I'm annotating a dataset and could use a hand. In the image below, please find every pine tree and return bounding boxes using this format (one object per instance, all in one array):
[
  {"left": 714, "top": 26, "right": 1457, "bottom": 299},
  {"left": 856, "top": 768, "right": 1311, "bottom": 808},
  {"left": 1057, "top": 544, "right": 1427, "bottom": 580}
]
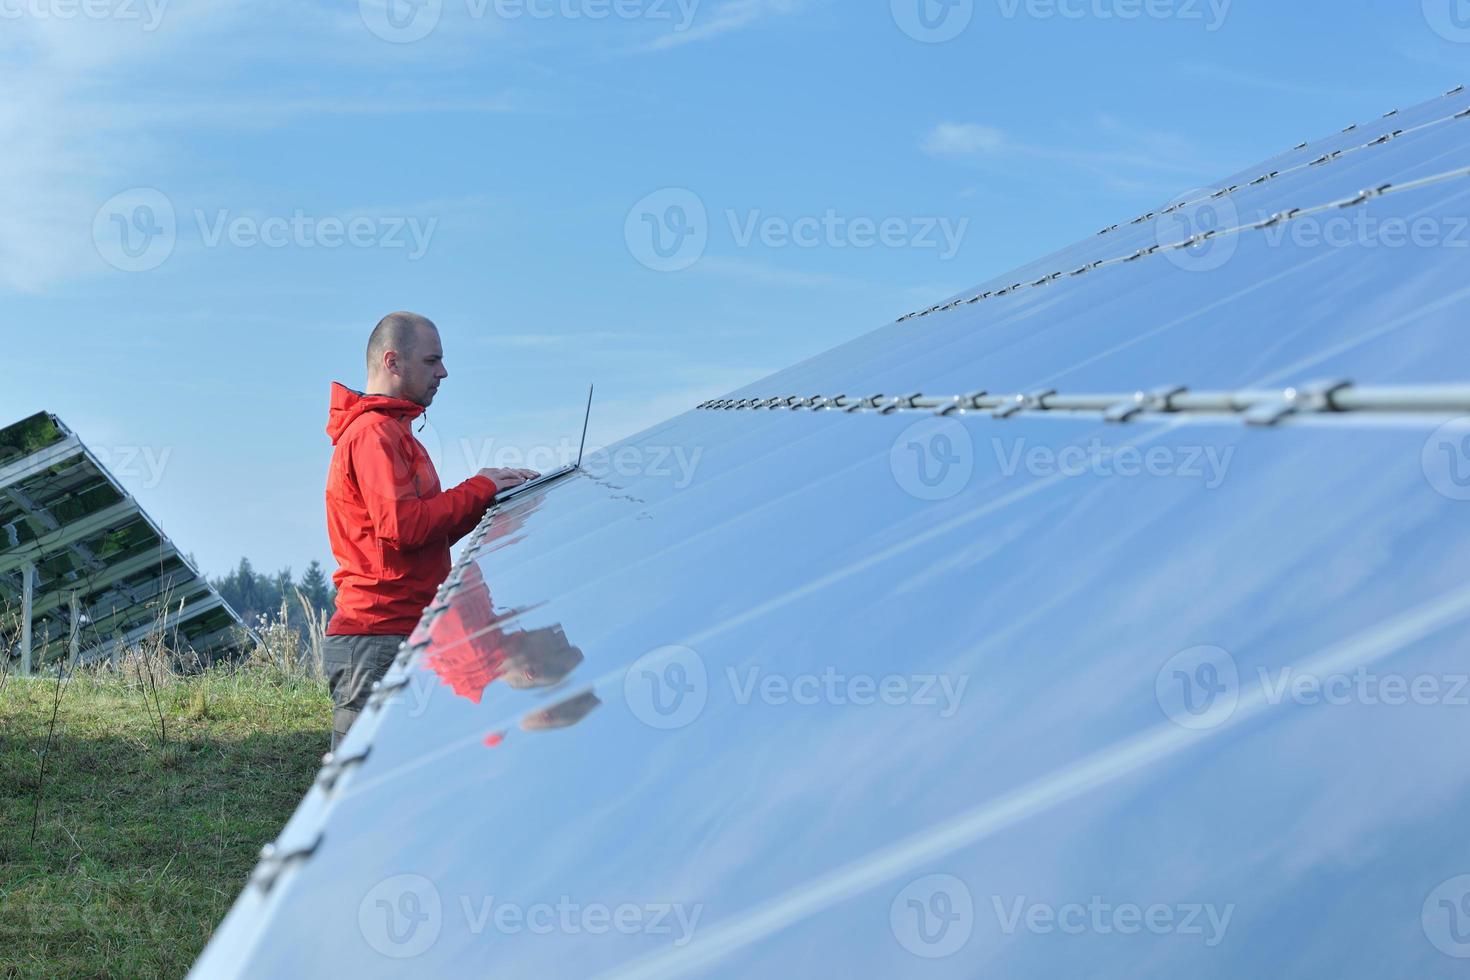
[{"left": 300, "top": 560, "right": 332, "bottom": 614}]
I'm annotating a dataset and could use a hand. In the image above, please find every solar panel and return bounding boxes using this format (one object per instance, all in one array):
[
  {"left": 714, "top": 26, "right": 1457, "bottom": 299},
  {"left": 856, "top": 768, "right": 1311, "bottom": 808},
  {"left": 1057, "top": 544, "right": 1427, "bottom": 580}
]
[
  {"left": 0, "top": 412, "right": 249, "bottom": 671},
  {"left": 193, "top": 87, "right": 1470, "bottom": 977}
]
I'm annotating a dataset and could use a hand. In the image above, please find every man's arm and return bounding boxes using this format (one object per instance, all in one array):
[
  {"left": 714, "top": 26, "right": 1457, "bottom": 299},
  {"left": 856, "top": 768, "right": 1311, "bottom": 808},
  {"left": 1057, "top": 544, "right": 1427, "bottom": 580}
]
[{"left": 355, "top": 424, "right": 498, "bottom": 550}]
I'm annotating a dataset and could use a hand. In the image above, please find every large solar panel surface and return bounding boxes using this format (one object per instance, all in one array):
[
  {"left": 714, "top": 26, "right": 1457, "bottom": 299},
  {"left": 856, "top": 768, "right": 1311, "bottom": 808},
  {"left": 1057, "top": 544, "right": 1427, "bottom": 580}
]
[
  {"left": 0, "top": 412, "right": 247, "bottom": 668},
  {"left": 194, "top": 87, "right": 1470, "bottom": 978}
]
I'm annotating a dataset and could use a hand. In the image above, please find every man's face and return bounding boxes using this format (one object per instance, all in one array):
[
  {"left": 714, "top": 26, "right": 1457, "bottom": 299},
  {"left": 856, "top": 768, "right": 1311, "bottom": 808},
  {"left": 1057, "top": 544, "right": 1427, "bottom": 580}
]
[{"left": 395, "top": 326, "right": 449, "bottom": 407}]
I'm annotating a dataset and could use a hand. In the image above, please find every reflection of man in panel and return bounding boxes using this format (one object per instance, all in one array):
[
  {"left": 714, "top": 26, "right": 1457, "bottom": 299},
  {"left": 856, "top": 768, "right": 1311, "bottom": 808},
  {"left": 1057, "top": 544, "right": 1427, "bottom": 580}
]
[
  {"left": 420, "top": 561, "right": 585, "bottom": 704},
  {"left": 322, "top": 312, "right": 538, "bottom": 748}
]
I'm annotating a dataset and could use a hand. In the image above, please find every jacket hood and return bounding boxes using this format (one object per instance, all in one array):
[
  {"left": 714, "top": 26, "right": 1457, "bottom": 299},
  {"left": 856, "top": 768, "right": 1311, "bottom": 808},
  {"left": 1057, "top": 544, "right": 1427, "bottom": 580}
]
[{"left": 326, "top": 382, "right": 425, "bottom": 444}]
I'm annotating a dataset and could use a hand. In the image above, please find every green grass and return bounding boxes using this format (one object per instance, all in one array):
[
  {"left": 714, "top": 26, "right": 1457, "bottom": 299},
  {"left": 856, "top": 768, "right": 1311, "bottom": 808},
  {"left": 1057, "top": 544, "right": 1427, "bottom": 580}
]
[{"left": 0, "top": 656, "right": 330, "bottom": 979}]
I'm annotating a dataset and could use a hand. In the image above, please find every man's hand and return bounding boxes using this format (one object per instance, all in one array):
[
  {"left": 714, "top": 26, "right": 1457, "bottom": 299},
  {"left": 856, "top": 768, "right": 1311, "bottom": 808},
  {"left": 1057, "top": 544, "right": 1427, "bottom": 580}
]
[{"left": 480, "top": 468, "right": 541, "bottom": 492}]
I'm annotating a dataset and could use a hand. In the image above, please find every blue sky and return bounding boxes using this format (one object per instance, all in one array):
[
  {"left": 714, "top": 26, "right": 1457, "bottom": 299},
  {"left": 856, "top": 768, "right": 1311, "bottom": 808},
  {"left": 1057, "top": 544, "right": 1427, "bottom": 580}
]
[{"left": 2, "top": 0, "right": 1464, "bottom": 579}]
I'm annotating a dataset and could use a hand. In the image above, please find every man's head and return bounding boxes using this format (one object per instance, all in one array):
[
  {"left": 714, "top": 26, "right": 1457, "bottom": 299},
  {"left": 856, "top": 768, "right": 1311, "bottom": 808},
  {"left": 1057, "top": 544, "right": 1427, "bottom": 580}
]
[{"left": 366, "top": 311, "right": 447, "bottom": 407}]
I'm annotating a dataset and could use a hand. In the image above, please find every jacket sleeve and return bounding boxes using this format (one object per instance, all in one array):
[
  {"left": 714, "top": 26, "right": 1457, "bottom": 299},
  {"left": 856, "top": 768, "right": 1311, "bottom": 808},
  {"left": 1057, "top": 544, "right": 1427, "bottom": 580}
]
[{"left": 354, "top": 424, "right": 498, "bottom": 550}]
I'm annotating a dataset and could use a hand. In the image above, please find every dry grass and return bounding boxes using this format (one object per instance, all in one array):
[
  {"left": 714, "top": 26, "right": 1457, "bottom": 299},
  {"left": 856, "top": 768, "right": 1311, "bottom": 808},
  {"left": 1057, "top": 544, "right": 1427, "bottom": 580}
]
[{"left": 0, "top": 602, "right": 331, "bottom": 979}]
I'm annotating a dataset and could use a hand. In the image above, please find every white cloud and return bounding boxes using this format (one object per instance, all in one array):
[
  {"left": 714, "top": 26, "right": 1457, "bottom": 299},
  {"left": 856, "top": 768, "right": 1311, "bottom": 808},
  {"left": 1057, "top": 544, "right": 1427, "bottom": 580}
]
[
  {"left": 921, "top": 122, "right": 1007, "bottom": 157},
  {"left": 920, "top": 117, "right": 1221, "bottom": 194},
  {"left": 636, "top": 0, "right": 805, "bottom": 52}
]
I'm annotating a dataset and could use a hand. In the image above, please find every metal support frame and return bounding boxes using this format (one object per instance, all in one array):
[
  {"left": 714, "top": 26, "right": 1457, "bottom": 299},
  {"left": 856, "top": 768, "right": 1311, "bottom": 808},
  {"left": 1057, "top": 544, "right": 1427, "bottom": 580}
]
[
  {"left": 20, "top": 560, "right": 33, "bottom": 676},
  {"left": 68, "top": 591, "right": 80, "bottom": 668}
]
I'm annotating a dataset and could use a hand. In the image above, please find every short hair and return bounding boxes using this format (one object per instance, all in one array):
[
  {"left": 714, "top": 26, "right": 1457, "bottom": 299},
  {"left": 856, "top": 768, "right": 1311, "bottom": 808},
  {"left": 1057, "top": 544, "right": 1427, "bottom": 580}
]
[{"left": 367, "top": 311, "right": 437, "bottom": 370}]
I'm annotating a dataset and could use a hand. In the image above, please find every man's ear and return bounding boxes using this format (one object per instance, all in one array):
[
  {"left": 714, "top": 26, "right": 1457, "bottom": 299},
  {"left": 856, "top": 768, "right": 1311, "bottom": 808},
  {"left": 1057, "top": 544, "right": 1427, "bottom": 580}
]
[{"left": 382, "top": 350, "right": 399, "bottom": 375}]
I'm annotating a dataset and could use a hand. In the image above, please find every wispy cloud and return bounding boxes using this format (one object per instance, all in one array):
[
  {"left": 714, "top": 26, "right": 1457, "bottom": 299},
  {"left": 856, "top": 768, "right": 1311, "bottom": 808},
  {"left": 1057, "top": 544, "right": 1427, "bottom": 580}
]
[
  {"left": 920, "top": 117, "right": 1222, "bottom": 193},
  {"left": 1175, "top": 62, "right": 1386, "bottom": 102},
  {"left": 696, "top": 255, "right": 879, "bottom": 291},
  {"left": 636, "top": 0, "right": 805, "bottom": 52},
  {"left": 921, "top": 123, "right": 1007, "bottom": 157}
]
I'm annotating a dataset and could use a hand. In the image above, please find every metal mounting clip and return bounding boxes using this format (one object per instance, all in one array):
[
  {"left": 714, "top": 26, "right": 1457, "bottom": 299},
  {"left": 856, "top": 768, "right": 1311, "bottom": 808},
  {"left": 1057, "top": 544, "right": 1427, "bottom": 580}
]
[
  {"left": 1244, "top": 379, "right": 1353, "bottom": 427},
  {"left": 936, "top": 391, "right": 989, "bottom": 417},
  {"left": 367, "top": 675, "right": 412, "bottom": 710},
  {"left": 1340, "top": 184, "right": 1393, "bottom": 207},
  {"left": 316, "top": 746, "right": 373, "bottom": 792},
  {"left": 993, "top": 389, "right": 1056, "bottom": 420},
  {"left": 880, "top": 393, "right": 923, "bottom": 415},
  {"left": 1104, "top": 385, "right": 1188, "bottom": 424},
  {"left": 251, "top": 833, "right": 325, "bottom": 893}
]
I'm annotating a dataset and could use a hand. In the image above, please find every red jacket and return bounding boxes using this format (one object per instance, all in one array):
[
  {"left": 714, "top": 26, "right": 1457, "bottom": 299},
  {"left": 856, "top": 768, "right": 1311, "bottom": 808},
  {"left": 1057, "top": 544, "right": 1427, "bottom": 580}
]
[{"left": 324, "top": 382, "right": 498, "bottom": 636}]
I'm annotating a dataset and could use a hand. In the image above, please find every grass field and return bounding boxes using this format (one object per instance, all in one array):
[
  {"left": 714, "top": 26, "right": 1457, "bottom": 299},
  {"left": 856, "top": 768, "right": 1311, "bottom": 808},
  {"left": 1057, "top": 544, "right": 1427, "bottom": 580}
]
[{"left": 0, "top": 650, "right": 329, "bottom": 979}]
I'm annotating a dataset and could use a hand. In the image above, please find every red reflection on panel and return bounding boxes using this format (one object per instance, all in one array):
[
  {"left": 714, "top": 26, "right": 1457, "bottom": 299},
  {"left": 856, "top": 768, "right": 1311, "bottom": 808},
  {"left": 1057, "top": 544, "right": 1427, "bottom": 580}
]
[{"left": 423, "top": 562, "right": 584, "bottom": 704}]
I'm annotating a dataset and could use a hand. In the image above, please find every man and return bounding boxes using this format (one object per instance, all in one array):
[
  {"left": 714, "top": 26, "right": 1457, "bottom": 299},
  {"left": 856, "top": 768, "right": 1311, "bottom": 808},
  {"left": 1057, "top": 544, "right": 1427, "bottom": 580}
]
[{"left": 323, "top": 311, "right": 538, "bottom": 748}]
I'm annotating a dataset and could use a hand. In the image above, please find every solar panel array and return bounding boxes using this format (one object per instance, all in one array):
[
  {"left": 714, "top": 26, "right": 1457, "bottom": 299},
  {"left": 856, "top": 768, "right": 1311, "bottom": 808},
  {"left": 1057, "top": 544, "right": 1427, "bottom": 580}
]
[
  {"left": 1, "top": 412, "right": 248, "bottom": 671},
  {"left": 195, "top": 87, "right": 1470, "bottom": 978}
]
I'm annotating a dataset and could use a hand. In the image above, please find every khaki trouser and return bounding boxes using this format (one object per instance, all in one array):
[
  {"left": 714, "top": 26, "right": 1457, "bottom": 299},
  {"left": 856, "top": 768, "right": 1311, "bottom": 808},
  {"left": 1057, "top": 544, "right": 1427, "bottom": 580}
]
[{"left": 323, "top": 633, "right": 408, "bottom": 750}]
